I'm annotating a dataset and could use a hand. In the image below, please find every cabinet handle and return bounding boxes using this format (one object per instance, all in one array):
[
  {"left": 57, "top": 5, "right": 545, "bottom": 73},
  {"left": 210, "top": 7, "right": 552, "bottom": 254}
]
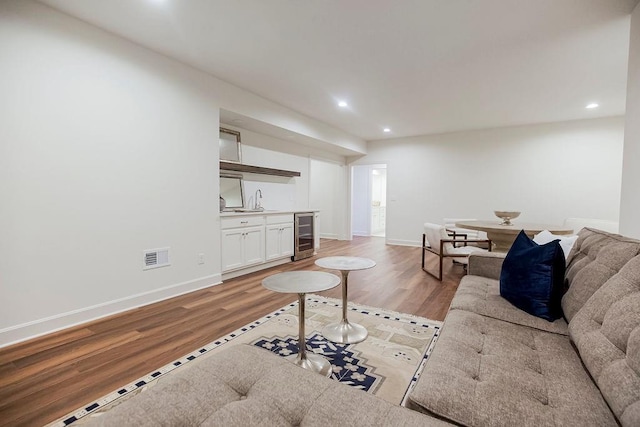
[{"left": 241, "top": 221, "right": 248, "bottom": 224}]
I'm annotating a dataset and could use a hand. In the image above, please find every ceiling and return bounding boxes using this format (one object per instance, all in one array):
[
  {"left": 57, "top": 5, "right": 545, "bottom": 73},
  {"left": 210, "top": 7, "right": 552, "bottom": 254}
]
[{"left": 40, "top": 0, "right": 638, "bottom": 141}]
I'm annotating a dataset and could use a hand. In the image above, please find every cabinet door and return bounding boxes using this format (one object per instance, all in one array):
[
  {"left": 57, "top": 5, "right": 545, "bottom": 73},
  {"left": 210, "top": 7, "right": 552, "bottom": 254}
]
[
  {"left": 280, "top": 223, "right": 294, "bottom": 257},
  {"left": 221, "top": 229, "right": 244, "bottom": 272},
  {"left": 265, "top": 225, "right": 282, "bottom": 261},
  {"left": 243, "top": 226, "right": 265, "bottom": 267}
]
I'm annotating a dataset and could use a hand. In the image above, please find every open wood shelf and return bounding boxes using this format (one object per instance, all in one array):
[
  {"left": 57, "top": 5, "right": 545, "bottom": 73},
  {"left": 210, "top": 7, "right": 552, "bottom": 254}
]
[{"left": 220, "top": 161, "right": 301, "bottom": 177}]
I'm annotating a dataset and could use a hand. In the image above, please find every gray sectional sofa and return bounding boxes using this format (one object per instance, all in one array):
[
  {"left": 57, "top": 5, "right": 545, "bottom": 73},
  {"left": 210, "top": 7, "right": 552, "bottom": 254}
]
[
  {"left": 408, "top": 227, "right": 640, "bottom": 426},
  {"left": 82, "top": 228, "right": 640, "bottom": 426}
]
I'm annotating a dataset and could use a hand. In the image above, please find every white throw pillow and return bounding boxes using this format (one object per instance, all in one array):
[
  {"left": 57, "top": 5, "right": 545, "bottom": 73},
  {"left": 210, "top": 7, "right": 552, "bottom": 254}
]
[{"left": 533, "top": 230, "right": 578, "bottom": 260}]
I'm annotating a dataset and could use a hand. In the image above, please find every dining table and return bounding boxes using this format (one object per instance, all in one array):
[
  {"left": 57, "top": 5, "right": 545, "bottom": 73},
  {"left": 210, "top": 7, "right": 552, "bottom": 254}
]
[{"left": 455, "top": 220, "right": 574, "bottom": 252}]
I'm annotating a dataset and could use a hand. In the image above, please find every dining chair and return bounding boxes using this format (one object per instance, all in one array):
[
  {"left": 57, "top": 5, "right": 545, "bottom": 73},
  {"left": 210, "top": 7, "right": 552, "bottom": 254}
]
[
  {"left": 443, "top": 217, "right": 490, "bottom": 249},
  {"left": 422, "top": 222, "right": 492, "bottom": 281}
]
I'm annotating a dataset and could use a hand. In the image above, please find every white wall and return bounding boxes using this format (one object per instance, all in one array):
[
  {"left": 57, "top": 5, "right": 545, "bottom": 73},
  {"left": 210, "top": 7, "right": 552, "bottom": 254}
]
[
  {"left": 353, "top": 117, "right": 625, "bottom": 246},
  {"left": 620, "top": 2, "right": 640, "bottom": 238},
  {"left": 0, "top": 0, "right": 221, "bottom": 346},
  {"left": 310, "top": 159, "right": 348, "bottom": 240},
  {"left": 0, "top": 0, "right": 360, "bottom": 346},
  {"left": 351, "top": 165, "right": 371, "bottom": 236},
  {"left": 237, "top": 135, "right": 310, "bottom": 212}
]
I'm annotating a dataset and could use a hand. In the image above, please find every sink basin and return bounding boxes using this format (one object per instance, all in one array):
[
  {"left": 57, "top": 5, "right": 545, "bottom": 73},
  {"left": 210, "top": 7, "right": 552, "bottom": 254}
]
[{"left": 233, "top": 208, "right": 265, "bottom": 212}]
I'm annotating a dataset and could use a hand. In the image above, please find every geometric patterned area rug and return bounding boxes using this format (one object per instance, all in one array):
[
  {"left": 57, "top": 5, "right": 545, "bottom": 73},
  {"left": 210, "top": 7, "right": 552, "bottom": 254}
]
[{"left": 49, "top": 295, "right": 441, "bottom": 426}]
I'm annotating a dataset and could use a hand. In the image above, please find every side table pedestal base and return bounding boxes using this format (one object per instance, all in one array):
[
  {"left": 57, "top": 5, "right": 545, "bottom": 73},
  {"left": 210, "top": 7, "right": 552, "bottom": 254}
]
[
  {"left": 294, "top": 352, "right": 333, "bottom": 377},
  {"left": 322, "top": 320, "right": 368, "bottom": 344}
]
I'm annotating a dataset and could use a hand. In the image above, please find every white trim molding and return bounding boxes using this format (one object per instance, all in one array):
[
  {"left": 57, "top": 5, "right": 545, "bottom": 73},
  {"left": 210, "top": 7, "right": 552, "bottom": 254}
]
[
  {"left": 386, "top": 238, "right": 421, "bottom": 247},
  {"left": 0, "top": 274, "right": 222, "bottom": 348}
]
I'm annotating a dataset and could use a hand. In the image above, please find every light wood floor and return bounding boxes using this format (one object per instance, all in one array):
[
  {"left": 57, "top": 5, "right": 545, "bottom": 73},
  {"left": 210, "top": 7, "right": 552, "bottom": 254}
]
[{"left": 0, "top": 237, "right": 464, "bottom": 427}]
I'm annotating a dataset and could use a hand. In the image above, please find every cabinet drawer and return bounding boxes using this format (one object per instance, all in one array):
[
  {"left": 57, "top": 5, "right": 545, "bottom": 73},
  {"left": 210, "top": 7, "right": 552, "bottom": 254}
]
[
  {"left": 266, "top": 214, "right": 294, "bottom": 225},
  {"left": 221, "top": 216, "right": 265, "bottom": 229}
]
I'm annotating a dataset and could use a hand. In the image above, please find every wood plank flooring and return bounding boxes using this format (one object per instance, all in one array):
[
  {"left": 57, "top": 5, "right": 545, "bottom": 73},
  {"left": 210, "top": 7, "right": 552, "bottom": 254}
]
[{"left": 0, "top": 236, "right": 464, "bottom": 427}]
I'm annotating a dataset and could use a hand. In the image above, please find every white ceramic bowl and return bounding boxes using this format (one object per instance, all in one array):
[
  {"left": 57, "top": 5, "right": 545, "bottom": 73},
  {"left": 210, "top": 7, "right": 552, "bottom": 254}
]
[{"left": 494, "top": 210, "right": 521, "bottom": 225}]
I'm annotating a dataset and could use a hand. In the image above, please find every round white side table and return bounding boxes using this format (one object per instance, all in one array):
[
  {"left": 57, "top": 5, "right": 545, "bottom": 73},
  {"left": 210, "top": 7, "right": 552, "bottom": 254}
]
[
  {"left": 262, "top": 270, "right": 340, "bottom": 377},
  {"left": 315, "top": 256, "right": 376, "bottom": 344}
]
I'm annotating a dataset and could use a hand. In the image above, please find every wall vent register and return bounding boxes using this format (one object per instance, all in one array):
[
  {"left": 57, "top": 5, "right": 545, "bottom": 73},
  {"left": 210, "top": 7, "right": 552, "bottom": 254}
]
[{"left": 143, "top": 247, "right": 170, "bottom": 270}]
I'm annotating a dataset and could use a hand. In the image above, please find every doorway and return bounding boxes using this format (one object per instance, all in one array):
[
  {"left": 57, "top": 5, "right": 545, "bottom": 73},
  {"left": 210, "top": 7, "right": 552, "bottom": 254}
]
[{"left": 351, "top": 164, "right": 387, "bottom": 238}]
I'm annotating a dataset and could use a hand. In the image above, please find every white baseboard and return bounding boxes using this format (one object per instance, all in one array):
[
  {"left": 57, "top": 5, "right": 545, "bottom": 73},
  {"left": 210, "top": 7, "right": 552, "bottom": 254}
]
[
  {"left": 221, "top": 257, "right": 291, "bottom": 280},
  {"left": 0, "top": 273, "right": 222, "bottom": 349},
  {"left": 386, "top": 238, "right": 422, "bottom": 247},
  {"left": 320, "top": 233, "right": 339, "bottom": 239}
]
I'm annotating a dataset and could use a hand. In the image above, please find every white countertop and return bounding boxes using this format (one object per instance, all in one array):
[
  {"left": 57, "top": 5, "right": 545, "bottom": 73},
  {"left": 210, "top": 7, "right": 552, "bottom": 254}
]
[{"left": 220, "top": 209, "right": 319, "bottom": 217}]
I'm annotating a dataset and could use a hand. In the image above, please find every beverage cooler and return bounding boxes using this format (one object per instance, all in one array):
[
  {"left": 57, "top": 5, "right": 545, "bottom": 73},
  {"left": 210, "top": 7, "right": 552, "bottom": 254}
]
[{"left": 293, "top": 212, "right": 315, "bottom": 260}]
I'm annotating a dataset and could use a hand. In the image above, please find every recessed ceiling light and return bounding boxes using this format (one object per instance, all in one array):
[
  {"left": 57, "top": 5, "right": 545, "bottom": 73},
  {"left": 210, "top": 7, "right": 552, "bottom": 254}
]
[
  {"left": 586, "top": 103, "right": 599, "bottom": 109},
  {"left": 338, "top": 101, "right": 348, "bottom": 108},
  {"left": 383, "top": 127, "right": 391, "bottom": 133}
]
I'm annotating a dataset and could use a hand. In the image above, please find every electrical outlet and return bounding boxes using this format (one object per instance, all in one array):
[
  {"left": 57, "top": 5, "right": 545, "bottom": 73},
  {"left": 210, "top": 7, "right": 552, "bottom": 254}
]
[{"left": 198, "top": 253, "right": 205, "bottom": 264}]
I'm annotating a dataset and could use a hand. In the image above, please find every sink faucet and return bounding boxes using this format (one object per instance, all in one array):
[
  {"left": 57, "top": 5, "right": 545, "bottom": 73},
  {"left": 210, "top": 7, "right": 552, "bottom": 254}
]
[{"left": 254, "top": 189, "right": 262, "bottom": 210}]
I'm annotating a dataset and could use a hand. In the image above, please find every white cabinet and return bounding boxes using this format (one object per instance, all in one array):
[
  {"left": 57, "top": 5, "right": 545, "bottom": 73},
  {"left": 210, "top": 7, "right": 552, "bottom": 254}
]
[
  {"left": 221, "top": 228, "right": 243, "bottom": 271},
  {"left": 281, "top": 224, "right": 294, "bottom": 256},
  {"left": 266, "top": 223, "right": 294, "bottom": 261},
  {"left": 242, "top": 226, "right": 266, "bottom": 266},
  {"left": 265, "top": 214, "right": 294, "bottom": 261},
  {"left": 221, "top": 216, "right": 265, "bottom": 273},
  {"left": 220, "top": 212, "right": 317, "bottom": 278}
]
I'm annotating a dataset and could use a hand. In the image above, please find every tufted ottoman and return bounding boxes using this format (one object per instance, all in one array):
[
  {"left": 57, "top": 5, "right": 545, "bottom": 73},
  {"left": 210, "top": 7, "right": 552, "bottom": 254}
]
[{"left": 80, "top": 344, "right": 452, "bottom": 426}]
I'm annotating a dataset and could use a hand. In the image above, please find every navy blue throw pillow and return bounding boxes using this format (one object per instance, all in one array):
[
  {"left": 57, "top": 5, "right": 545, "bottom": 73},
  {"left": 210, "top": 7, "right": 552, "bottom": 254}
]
[{"left": 500, "top": 230, "right": 566, "bottom": 321}]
